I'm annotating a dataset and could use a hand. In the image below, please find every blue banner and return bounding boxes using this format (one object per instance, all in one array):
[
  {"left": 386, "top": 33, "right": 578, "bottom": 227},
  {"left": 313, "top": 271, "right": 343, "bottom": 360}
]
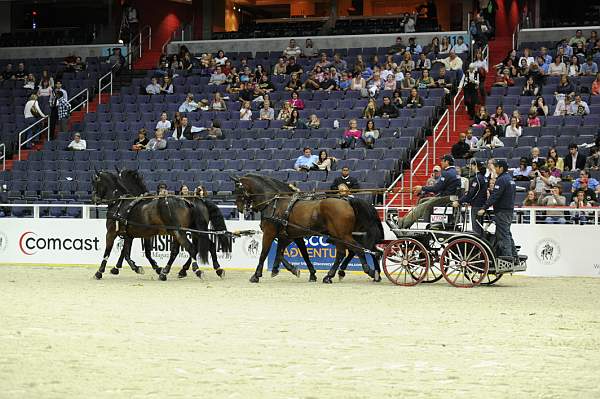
[{"left": 267, "top": 236, "right": 375, "bottom": 271}]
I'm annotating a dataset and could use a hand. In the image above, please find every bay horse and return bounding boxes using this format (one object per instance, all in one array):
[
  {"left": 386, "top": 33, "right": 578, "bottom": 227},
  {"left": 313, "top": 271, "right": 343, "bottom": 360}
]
[
  {"left": 232, "top": 174, "right": 383, "bottom": 283},
  {"left": 92, "top": 170, "right": 210, "bottom": 281},
  {"left": 117, "top": 169, "right": 232, "bottom": 278}
]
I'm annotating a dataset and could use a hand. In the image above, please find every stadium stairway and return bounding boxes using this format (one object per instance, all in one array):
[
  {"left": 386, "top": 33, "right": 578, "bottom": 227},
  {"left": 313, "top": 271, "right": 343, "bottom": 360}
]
[
  {"left": 485, "top": 37, "right": 514, "bottom": 93},
  {"left": 134, "top": 50, "right": 162, "bottom": 70},
  {"left": 386, "top": 104, "right": 472, "bottom": 212}
]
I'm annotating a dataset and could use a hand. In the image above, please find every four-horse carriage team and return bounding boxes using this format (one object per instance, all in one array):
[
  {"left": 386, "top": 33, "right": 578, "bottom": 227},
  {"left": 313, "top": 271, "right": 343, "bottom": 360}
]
[{"left": 91, "top": 154, "right": 527, "bottom": 287}]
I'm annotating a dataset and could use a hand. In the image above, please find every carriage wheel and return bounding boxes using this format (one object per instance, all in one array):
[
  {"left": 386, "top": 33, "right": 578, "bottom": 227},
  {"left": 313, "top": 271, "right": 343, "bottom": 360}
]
[
  {"left": 383, "top": 238, "right": 430, "bottom": 286},
  {"left": 440, "top": 238, "right": 490, "bottom": 288},
  {"left": 480, "top": 273, "right": 503, "bottom": 285},
  {"left": 420, "top": 261, "right": 444, "bottom": 283}
]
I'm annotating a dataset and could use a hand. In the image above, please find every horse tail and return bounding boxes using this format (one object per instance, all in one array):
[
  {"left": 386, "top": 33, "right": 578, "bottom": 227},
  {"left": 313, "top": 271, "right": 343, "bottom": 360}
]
[
  {"left": 347, "top": 197, "right": 384, "bottom": 252},
  {"left": 191, "top": 202, "right": 210, "bottom": 264},
  {"left": 204, "top": 199, "right": 233, "bottom": 255}
]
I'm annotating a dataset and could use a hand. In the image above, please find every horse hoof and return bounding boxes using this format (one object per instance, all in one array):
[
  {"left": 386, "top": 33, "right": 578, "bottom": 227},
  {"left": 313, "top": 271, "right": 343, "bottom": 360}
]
[
  {"left": 338, "top": 270, "right": 346, "bottom": 281},
  {"left": 178, "top": 270, "right": 187, "bottom": 279},
  {"left": 309, "top": 273, "right": 317, "bottom": 282},
  {"left": 195, "top": 270, "right": 203, "bottom": 279},
  {"left": 158, "top": 274, "right": 167, "bottom": 281},
  {"left": 136, "top": 266, "right": 145, "bottom": 275},
  {"left": 323, "top": 276, "right": 333, "bottom": 284},
  {"left": 155, "top": 267, "right": 163, "bottom": 275},
  {"left": 94, "top": 272, "right": 103, "bottom": 280},
  {"left": 110, "top": 268, "right": 119, "bottom": 275},
  {"left": 216, "top": 269, "right": 225, "bottom": 279},
  {"left": 373, "top": 270, "right": 381, "bottom": 283},
  {"left": 293, "top": 268, "right": 301, "bottom": 278},
  {"left": 271, "top": 268, "right": 279, "bottom": 278},
  {"left": 249, "top": 275, "right": 260, "bottom": 283}
]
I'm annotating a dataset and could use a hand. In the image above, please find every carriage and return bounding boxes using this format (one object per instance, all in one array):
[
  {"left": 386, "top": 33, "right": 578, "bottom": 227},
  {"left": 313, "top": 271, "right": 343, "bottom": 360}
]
[{"left": 381, "top": 204, "right": 528, "bottom": 288}]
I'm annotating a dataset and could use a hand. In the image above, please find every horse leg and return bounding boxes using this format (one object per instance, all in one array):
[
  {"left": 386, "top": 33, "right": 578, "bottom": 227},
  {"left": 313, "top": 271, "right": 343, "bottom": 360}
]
[
  {"left": 295, "top": 239, "right": 316, "bottom": 282},
  {"left": 250, "top": 229, "right": 276, "bottom": 283},
  {"left": 161, "top": 239, "right": 182, "bottom": 278},
  {"left": 323, "top": 244, "right": 346, "bottom": 284},
  {"left": 167, "top": 231, "right": 201, "bottom": 281},
  {"left": 110, "top": 237, "right": 128, "bottom": 275},
  {"left": 357, "top": 250, "right": 380, "bottom": 282},
  {"left": 337, "top": 251, "right": 355, "bottom": 281},
  {"left": 143, "top": 238, "right": 162, "bottom": 275},
  {"left": 122, "top": 237, "right": 144, "bottom": 275},
  {"left": 95, "top": 229, "right": 117, "bottom": 280},
  {"left": 209, "top": 240, "right": 225, "bottom": 279}
]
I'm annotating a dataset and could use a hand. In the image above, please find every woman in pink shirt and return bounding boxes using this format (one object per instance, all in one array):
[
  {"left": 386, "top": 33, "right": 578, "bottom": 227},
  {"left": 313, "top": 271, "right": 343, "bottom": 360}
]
[
  {"left": 341, "top": 119, "right": 362, "bottom": 149},
  {"left": 288, "top": 91, "right": 305, "bottom": 110},
  {"left": 526, "top": 109, "right": 541, "bottom": 127}
]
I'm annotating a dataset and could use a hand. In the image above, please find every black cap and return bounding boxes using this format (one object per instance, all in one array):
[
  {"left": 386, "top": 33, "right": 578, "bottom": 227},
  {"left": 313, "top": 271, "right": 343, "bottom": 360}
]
[
  {"left": 441, "top": 154, "right": 454, "bottom": 164},
  {"left": 469, "top": 158, "right": 485, "bottom": 169},
  {"left": 493, "top": 159, "right": 508, "bottom": 169}
]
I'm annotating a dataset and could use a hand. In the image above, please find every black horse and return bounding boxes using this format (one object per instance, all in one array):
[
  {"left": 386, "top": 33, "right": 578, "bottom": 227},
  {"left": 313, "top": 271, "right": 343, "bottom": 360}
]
[
  {"left": 232, "top": 174, "right": 383, "bottom": 284},
  {"left": 117, "top": 169, "right": 232, "bottom": 278},
  {"left": 92, "top": 170, "right": 210, "bottom": 281}
]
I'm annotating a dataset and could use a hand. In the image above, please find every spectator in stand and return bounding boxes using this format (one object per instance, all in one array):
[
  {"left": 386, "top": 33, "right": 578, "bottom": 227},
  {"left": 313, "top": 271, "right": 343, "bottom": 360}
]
[
  {"left": 350, "top": 72, "right": 366, "bottom": 91},
  {"left": 303, "top": 38, "right": 319, "bottom": 58},
  {"left": 491, "top": 106, "right": 510, "bottom": 135},
  {"left": 568, "top": 94, "right": 590, "bottom": 116},
  {"left": 147, "top": 129, "right": 167, "bottom": 150},
  {"left": 307, "top": 114, "right": 320, "bottom": 129},
  {"left": 37, "top": 78, "right": 53, "bottom": 99},
  {"left": 383, "top": 74, "right": 397, "bottom": 91},
  {"left": 157, "top": 183, "right": 169, "bottom": 195},
  {"left": 171, "top": 111, "right": 183, "bottom": 133},
  {"left": 108, "top": 48, "right": 126, "bottom": 72},
  {"left": 22, "top": 73, "right": 36, "bottom": 90},
  {"left": 540, "top": 185, "right": 567, "bottom": 224},
  {"left": 570, "top": 190, "right": 594, "bottom": 224},
  {"left": 521, "top": 76, "right": 539, "bottom": 96},
  {"left": 23, "top": 93, "right": 45, "bottom": 146},
  {"left": 67, "top": 133, "right": 86, "bottom": 151},
  {"left": 512, "top": 158, "right": 532, "bottom": 181},
  {"left": 465, "top": 128, "right": 478, "bottom": 150},
  {"left": 172, "top": 116, "right": 192, "bottom": 140},
  {"left": 416, "top": 53, "right": 431, "bottom": 71},
  {"left": 214, "top": 50, "right": 228, "bottom": 66},
  {"left": 146, "top": 77, "right": 161, "bottom": 95},
  {"left": 572, "top": 169, "right": 599, "bottom": 191},
  {"left": 367, "top": 72, "right": 383, "bottom": 96},
  {"left": 400, "top": 13, "right": 416, "bottom": 33},
  {"left": 315, "top": 150, "right": 337, "bottom": 172},
  {"left": 284, "top": 39, "right": 302, "bottom": 58},
  {"left": 401, "top": 71, "right": 416, "bottom": 89},
  {"left": 586, "top": 147, "right": 600, "bottom": 170},
  {"left": 303, "top": 72, "right": 321, "bottom": 91},
  {"left": 463, "top": 64, "right": 480, "bottom": 118},
  {"left": 341, "top": 119, "right": 362, "bottom": 149},
  {"left": 494, "top": 68, "right": 514, "bottom": 87},
  {"left": 273, "top": 57, "right": 288, "bottom": 75},
  {"left": 319, "top": 71, "right": 337, "bottom": 91},
  {"left": 259, "top": 101, "right": 274, "bottom": 120},
  {"left": 437, "top": 50, "right": 463, "bottom": 77},
  {"left": 339, "top": 72, "right": 352, "bottom": 91},
  {"left": 388, "top": 36, "right": 405, "bottom": 55},
  {"left": 548, "top": 55, "right": 567, "bottom": 76},
  {"left": 476, "top": 127, "right": 504, "bottom": 149},
  {"left": 203, "top": 120, "right": 223, "bottom": 140},
  {"left": 527, "top": 147, "right": 544, "bottom": 166},
  {"left": 277, "top": 102, "right": 292, "bottom": 121},
  {"left": 211, "top": 92, "right": 227, "bottom": 111},
  {"left": 256, "top": 74, "right": 275, "bottom": 95},
  {"left": 591, "top": 73, "right": 600, "bottom": 96},
  {"left": 533, "top": 97, "right": 549, "bottom": 117},
  {"left": 399, "top": 52, "right": 415, "bottom": 73},
  {"left": 553, "top": 93, "right": 569, "bottom": 115},
  {"left": 132, "top": 128, "right": 149, "bottom": 151},
  {"left": 331, "top": 53, "right": 347, "bottom": 72},
  {"left": 237, "top": 82, "right": 255, "bottom": 103},
  {"left": 178, "top": 93, "right": 198, "bottom": 113},
  {"left": 569, "top": 30, "right": 586, "bottom": 47},
  {"left": 392, "top": 89, "right": 405, "bottom": 111},
  {"left": 473, "top": 107, "right": 490, "bottom": 127},
  {"left": 156, "top": 112, "right": 172, "bottom": 131},
  {"left": 555, "top": 74, "right": 575, "bottom": 96},
  {"left": 209, "top": 66, "right": 227, "bottom": 86},
  {"left": 55, "top": 91, "right": 71, "bottom": 133},
  {"left": 239, "top": 101, "right": 252, "bottom": 121},
  {"left": 285, "top": 72, "right": 302, "bottom": 92},
  {"left": 362, "top": 98, "right": 377, "bottom": 119},
  {"left": 406, "top": 37, "right": 422, "bottom": 54},
  {"left": 530, "top": 166, "right": 559, "bottom": 196},
  {"left": 283, "top": 109, "right": 303, "bottom": 130},
  {"left": 417, "top": 69, "right": 436, "bottom": 89},
  {"left": 14, "top": 62, "right": 27, "bottom": 80},
  {"left": 522, "top": 190, "right": 538, "bottom": 206},
  {"left": 1, "top": 63, "right": 14, "bottom": 80},
  {"left": 452, "top": 36, "right": 469, "bottom": 54},
  {"left": 376, "top": 96, "right": 399, "bottom": 118},
  {"left": 435, "top": 66, "right": 454, "bottom": 95},
  {"left": 226, "top": 75, "right": 242, "bottom": 94},
  {"left": 288, "top": 91, "right": 305, "bottom": 110},
  {"left": 406, "top": 88, "right": 424, "bottom": 108},
  {"left": 330, "top": 166, "right": 360, "bottom": 191},
  {"left": 519, "top": 48, "right": 535, "bottom": 67},
  {"left": 547, "top": 147, "right": 564, "bottom": 171},
  {"left": 160, "top": 76, "right": 173, "bottom": 94},
  {"left": 568, "top": 55, "right": 581, "bottom": 77},
  {"left": 504, "top": 116, "right": 523, "bottom": 137},
  {"left": 294, "top": 147, "right": 318, "bottom": 171},
  {"left": 527, "top": 110, "right": 542, "bottom": 127},
  {"left": 546, "top": 157, "right": 562, "bottom": 178},
  {"left": 451, "top": 132, "right": 472, "bottom": 159},
  {"left": 286, "top": 57, "right": 303, "bottom": 75},
  {"left": 362, "top": 119, "right": 380, "bottom": 149},
  {"left": 582, "top": 57, "right": 599, "bottom": 76}
]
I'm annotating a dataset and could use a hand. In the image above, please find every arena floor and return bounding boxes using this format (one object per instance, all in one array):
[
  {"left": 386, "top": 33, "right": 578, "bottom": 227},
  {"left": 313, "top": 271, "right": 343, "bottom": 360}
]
[{"left": 1, "top": 265, "right": 599, "bottom": 399}]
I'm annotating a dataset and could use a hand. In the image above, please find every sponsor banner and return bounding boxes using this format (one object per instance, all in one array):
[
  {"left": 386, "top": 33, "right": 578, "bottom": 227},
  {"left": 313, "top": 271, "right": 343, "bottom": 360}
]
[
  {"left": 267, "top": 236, "right": 375, "bottom": 272},
  {"left": 0, "top": 219, "right": 262, "bottom": 269},
  {"left": 0, "top": 220, "right": 599, "bottom": 277}
]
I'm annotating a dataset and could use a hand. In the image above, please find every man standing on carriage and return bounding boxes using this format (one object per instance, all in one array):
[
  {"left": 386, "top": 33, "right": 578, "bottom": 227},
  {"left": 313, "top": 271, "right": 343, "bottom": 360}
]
[
  {"left": 397, "top": 154, "right": 461, "bottom": 228},
  {"left": 452, "top": 159, "right": 488, "bottom": 236},
  {"left": 477, "top": 159, "right": 519, "bottom": 264}
]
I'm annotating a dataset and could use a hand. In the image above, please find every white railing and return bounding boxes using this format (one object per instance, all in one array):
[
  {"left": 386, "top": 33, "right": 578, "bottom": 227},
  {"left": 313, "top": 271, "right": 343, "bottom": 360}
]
[
  {"left": 383, "top": 171, "right": 404, "bottom": 208},
  {"left": 128, "top": 25, "right": 152, "bottom": 70},
  {"left": 512, "top": 23, "right": 520, "bottom": 52},
  {"left": 452, "top": 75, "right": 465, "bottom": 131},
  {"left": 432, "top": 109, "right": 450, "bottom": 162},
  {"left": 98, "top": 69, "right": 113, "bottom": 104},
  {"left": 0, "top": 143, "right": 5, "bottom": 171},
  {"left": 409, "top": 140, "right": 429, "bottom": 200},
  {"left": 69, "top": 88, "right": 90, "bottom": 114},
  {"left": 18, "top": 115, "right": 50, "bottom": 160}
]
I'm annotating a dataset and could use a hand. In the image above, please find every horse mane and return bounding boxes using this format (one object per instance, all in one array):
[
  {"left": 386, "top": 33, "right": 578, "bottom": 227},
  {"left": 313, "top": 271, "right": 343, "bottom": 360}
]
[
  {"left": 244, "top": 173, "right": 294, "bottom": 194},
  {"left": 118, "top": 169, "right": 148, "bottom": 195}
]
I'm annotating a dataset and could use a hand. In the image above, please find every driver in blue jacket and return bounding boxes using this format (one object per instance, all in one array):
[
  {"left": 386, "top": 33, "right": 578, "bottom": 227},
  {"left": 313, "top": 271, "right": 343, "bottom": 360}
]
[
  {"left": 478, "top": 159, "right": 518, "bottom": 263},
  {"left": 453, "top": 159, "right": 488, "bottom": 236}
]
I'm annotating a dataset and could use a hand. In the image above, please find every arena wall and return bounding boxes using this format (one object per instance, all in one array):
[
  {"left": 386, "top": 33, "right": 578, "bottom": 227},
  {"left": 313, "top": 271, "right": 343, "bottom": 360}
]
[{"left": 0, "top": 219, "right": 598, "bottom": 278}]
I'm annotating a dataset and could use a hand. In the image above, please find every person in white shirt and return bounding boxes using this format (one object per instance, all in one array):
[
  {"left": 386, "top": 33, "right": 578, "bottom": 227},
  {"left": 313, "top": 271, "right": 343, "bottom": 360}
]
[
  {"left": 240, "top": 101, "right": 252, "bottom": 121},
  {"left": 452, "top": 36, "right": 469, "bottom": 54},
  {"left": 213, "top": 50, "right": 228, "bottom": 66},
  {"left": 156, "top": 112, "right": 172, "bottom": 131},
  {"left": 24, "top": 94, "right": 45, "bottom": 119},
  {"left": 504, "top": 116, "right": 522, "bottom": 138},
  {"left": 146, "top": 77, "right": 161, "bottom": 94},
  {"left": 178, "top": 93, "right": 199, "bottom": 113},
  {"left": 283, "top": 39, "right": 302, "bottom": 58},
  {"left": 518, "top": 48, "right": 535, "bottom": 67},
  {"left": 465, "top": 128, "right": 478, "bottom": 150},
  {"left": 437, "top": 50, "right": 463, "bottom": 73},
  {"left": 67, "top": 133, "right": 86, "bottom": 151},
  {"left": 568, "top": 94, "right": 590, "bottom": 115}
]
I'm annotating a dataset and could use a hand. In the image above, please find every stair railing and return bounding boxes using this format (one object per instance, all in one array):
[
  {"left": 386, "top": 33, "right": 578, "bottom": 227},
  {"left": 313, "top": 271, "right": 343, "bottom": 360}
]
[
  {"left": 128, "top": 25, "right": 152, "bottom": 70},
  {"left": 432, "top": 108, "right": 450, "bottom": 163},
  {"left": 161, "top": 22, "right": 192, "bottom": 55},
  {"left": 383, "top": 171, "right": 405, "bottom": 210},
  {"left": 409, "top": 140, "right": 430, "bottom": 200},
  {"left": 70, "top": 88, "right": 90, "bottom": 114},
  {"left": 452, "top": 75, "right": 465, "bottom": 131},
  {"left": 98, "top": 67, "right": 114, "bottom": 104},
  {"left": 0, "top": 143, "right": 5, "bottom": 171}
]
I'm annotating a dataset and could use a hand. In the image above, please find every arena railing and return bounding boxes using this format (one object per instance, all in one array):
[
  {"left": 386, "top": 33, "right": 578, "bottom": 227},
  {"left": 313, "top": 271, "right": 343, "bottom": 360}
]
[
  {"left": 452, "top": 75, "right": 465, "bottom": 131},
  {"left": 0, "top": 143, "right": 5, "bottom": 171},
  {"left": 409, "top": 140, "right": 430, "bottom": 201},
  {"left": 98, "top": 68, "right": 114, "bottom": 104},
  {"left": 432, "top": 108, "right": 450, "bottom": 163},
  {"left": 128, "top": 25, "right": 152, "bottom": 70},
  {"left": 17, "top": 88, "right": 90, "bottom": 160}
]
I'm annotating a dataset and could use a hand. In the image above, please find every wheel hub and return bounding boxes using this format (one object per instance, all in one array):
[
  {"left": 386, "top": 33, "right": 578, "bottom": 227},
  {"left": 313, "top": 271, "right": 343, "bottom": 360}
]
[
  {"left": 460, "top": 260, "right": 467, "bottom": 267},
  {"left": 402, "top": 259, "right": 409, "bottom": 266}
]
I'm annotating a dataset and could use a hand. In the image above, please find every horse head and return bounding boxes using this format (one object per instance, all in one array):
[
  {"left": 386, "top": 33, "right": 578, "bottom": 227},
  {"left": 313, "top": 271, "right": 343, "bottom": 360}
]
[
  {"left": 118, "top": 169, "right": 147, "bottom": 196},
  {"left": 91, "top": 170, "right": 121, "bottom": 204}
]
